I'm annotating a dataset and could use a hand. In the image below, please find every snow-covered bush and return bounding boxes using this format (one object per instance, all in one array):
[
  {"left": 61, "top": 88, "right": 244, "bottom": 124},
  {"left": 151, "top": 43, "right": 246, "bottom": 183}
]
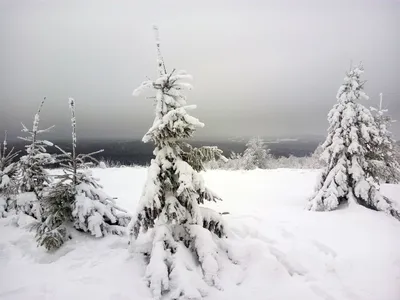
[
  {"left": 368, "top": 94, "right": 400, "bottom": 184},
  {"left": 267, "top": 155, "right": 308, "bottom": 169},
  {"left": 214, "top": 147, "right": 324, "bottom": 171},
  {"left": 128, "top": 26, "right": 227, "bottom": 299},
  {"left": 98, "top": 158, "right": 122, "bottom": 168},
  {"left": 217, "top": 151, "right": 243, "bottom": 170},
  {"left": 0, "top": 131, "right": 19, "bottom": 217},
  {"left": 206, "top": 138, "right": 325, "bottom": 171},
  {"left": 308, "top": 143, "right": 326, "bottom": 169},
  {"left": 214, "top": 139, "right": 272, "bottom": 171},
  {"left": 97, "top": 158, "right": 139, "bottom": 169},
  {"left": 241, "top": 137, "right": 272, "bottom": 169},
  {"left": 308, "top": 64, "right": 400, "bottom": 220},
  {"left": 15, "top": 98, "right": 54, "bottom": 220},
  {"left": 35, "top": 98, "right": 131, "bottom": 251}
]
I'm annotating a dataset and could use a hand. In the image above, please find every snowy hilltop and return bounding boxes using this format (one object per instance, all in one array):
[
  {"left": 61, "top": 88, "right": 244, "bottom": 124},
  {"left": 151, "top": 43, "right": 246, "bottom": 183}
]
[{"left": 1, "top": 26, "right": 400, "bottom": 300}]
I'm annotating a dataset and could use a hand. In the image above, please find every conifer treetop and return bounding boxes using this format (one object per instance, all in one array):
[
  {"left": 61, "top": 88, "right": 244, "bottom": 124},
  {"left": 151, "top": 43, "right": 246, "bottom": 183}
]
[
  {"left": 336, "top": 64, "right": 369, "bottom": 103},
  {"left": 20, "top": 97, "right": 55, "bottom": 141},
  {"left": 17, "top": 98, "right": 54, "bottom": 188},
  {"left": 133, "top": 26, "right": 202, "bottom": 146}
]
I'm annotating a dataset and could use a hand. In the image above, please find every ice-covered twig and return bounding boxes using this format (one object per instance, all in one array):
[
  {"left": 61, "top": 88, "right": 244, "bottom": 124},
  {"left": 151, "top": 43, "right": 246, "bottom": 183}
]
[{"left": 153, "top": 24, "right": 167, "bottom": 76}]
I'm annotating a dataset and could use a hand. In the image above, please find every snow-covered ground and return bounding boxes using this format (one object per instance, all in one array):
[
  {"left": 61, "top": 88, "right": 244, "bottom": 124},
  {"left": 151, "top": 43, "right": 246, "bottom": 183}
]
[{"left": 1, "top": 168, "right": 400, "bottom": 300}]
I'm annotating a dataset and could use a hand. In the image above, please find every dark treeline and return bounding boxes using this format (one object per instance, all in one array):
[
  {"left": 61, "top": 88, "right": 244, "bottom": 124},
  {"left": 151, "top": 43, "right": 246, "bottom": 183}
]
[{"left": 9, "top": 139, "right": 321, "bottom": 166}]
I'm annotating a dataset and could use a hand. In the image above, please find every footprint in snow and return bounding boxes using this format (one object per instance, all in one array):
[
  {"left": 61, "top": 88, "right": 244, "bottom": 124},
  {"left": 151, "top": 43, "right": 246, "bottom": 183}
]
[
  {"left": 229, "top": 224, "right": 276, "bottom": 245},
  {"left": 309, "top": 284, "right": 336, "bottom": 300},
  {"left": 72, "top": 275, "right": 104, "bottom": 285},
  {"left": 311, "top": 240, "right": 337, "bottom": 258},
  {"left": 36, "top": 246, "right": 74, "bottom": 264},
  {"left": 0, "top": 287, "right": 28, "bottom": 299},
  {"left": 9, "top": 235, "right": 41, "bottom": 260},
  {"left": 0, "top": 243, "right": 9, "bottom": 260},
  {"left": 109, "top": 293, "right": 134, "bottom": 300},
  {"left": 279, "top": 227, "right": 295, "bottom": 239},
  {"left": 108, "top": 239, "right": 129, "bottom": 250},
  {"left": 268, "top": 246, "right": 308, "bottom": 277}
]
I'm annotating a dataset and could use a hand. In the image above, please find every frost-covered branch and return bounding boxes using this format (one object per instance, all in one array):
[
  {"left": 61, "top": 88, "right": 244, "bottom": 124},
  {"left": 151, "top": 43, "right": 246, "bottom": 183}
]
[
  {"left": 181, "top": 144, "right": 226, "bottom": 172},
  {"left": 69, "top": 98, "right": 77, "bottom": 184}
]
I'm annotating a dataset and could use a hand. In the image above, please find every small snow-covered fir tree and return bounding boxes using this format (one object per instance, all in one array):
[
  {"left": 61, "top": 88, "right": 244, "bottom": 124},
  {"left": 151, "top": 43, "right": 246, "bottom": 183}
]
[
  {"left": 368, "top": 93, "right": 400, "bottom": 183},
  {"left": 0, "top": 131, "right": 20, "bottom": 217},
  {"left": 308, "top": 64, "right": 400, "bottom": 220},
  {"left": 35, "top": 98, "right": 131, "bottom": 251},
  {"left": 16, "top": 98, "right": 54, "bottom": 220},
  {"left": 128, "top": 26, "right": 227, "bottom": 299},
  {"left": 242, "top": 137, "right": 271, "bottom": 169}
]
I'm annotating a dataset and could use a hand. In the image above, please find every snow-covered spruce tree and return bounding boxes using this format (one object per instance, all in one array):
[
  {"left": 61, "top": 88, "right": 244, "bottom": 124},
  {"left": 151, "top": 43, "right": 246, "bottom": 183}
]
[
  {"left": 308, "top": 65, "right": 400, "bottom": 220},
  {"left": 0, "top": 131, "right": 20, "bottom": 217},
  {"left": 368, "top": 93, "right": 400, "bottom": 183},
  {"left": 35, "top": 98, "right": 131, "bottom": 251},
  {"left": 242, "top": 137, "right": 272, "bottom": 169},
  {"left": 16, "top": 98, "right": 54, "bottom": 220},
  {"left": 128, "top": 26, "right": 227, "bottom": 299}
]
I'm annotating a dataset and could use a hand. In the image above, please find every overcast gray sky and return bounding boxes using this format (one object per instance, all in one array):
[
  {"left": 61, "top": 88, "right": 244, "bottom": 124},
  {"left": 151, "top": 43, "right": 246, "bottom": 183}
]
[{"left": 1, "top": 0, "right": 399, "bottom": 141}]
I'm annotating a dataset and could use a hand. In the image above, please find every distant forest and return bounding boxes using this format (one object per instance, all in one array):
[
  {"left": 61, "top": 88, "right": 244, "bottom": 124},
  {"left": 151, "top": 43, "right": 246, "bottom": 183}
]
[{"left": 10, "top": 139, "right": 321, "bottom": 166}]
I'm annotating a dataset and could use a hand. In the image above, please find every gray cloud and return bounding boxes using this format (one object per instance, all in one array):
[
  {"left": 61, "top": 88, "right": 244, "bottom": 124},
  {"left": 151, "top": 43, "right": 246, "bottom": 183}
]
[{"left": 0, "top": 0, "right": 399, "bottom": 141}]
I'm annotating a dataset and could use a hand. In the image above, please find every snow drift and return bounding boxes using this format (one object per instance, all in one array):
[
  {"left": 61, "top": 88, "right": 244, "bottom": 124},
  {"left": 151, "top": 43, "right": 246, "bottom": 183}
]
[{"left": 0, "top": 167, "right": 399, "bottom": 300}]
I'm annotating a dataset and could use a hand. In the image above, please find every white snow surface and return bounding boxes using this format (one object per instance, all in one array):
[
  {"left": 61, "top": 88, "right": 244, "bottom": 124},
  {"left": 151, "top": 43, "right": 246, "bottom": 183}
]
[{"left": 1, "top": 167, "right": 400, "bottom": 300}]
